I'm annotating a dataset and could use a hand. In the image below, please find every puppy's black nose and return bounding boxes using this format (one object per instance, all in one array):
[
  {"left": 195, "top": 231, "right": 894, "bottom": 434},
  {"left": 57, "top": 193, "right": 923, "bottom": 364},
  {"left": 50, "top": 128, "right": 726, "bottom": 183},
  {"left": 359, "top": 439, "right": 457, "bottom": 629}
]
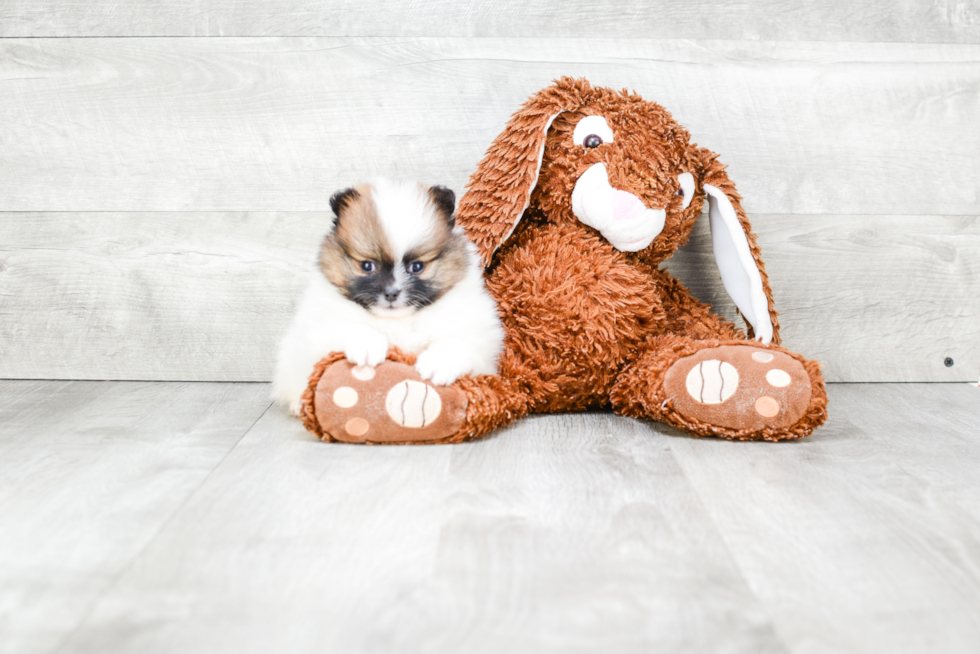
[{"left": 383, "top": 286, "right": 400, "bottom": 302}]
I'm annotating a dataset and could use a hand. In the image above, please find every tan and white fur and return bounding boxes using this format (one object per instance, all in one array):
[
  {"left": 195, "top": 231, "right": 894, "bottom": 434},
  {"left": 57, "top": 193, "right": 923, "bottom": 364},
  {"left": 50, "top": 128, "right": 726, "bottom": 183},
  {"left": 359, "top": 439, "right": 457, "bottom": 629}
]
[{"left": 272, "top": 179, "right": 503, "bottom": 415}]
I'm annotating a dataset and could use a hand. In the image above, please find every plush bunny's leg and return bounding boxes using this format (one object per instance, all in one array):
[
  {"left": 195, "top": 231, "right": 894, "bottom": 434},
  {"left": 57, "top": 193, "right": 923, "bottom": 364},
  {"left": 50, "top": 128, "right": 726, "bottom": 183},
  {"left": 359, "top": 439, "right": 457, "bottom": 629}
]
[
  {"left": 610, "top": 335, "right": 827, "bottom": 441},
  {"left": 300, "top": 350, "right": 528, "bottom": 444}
]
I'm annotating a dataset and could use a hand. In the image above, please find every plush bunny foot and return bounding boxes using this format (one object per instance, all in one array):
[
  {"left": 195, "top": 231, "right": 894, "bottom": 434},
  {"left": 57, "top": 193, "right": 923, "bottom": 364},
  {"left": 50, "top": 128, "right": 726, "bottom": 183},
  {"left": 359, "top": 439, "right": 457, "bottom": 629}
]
[
  {"left": 611, "top": 338, "right": 827, "bottom": 441},
  {"left": 663, "top": 345, "right": 812, "bottom": 434},
  {"left": 305, "top": 358, "right": 468, "bottom": 444}
]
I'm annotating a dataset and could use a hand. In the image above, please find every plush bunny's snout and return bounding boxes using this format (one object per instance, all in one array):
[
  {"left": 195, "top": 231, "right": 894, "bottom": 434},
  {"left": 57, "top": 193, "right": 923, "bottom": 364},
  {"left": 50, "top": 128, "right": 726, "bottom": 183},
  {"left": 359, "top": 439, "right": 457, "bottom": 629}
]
[
  {"left": 571, "top": 162, "right": 667, "bottom": 252},
  {"left": 612, "top": 190, "right": 647, "bottom": 222}
]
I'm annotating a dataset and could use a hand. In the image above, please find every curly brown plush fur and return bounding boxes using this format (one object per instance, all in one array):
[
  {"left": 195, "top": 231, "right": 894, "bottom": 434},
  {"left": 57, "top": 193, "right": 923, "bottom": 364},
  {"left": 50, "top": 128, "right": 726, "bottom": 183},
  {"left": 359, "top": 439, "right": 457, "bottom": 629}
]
[
  {"left": 458, "top": 77, "right": 826, "bottom": 439},
  {"left": 304, "top": 77, "right": 827, "bottom": 443}
]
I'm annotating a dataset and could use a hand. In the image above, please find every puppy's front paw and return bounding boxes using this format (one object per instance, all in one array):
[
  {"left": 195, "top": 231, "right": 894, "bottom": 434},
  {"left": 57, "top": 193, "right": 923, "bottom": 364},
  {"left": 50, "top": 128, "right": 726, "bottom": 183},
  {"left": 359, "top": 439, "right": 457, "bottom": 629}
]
[
  {"left": 271, "top": 377, "right": 308, "bottom": 417},
  {"left": 343, "top": 330, "right": 389, "bottom": 367},
  {"left": 415, "top": 348, "right": 470, "bottom": 386}
]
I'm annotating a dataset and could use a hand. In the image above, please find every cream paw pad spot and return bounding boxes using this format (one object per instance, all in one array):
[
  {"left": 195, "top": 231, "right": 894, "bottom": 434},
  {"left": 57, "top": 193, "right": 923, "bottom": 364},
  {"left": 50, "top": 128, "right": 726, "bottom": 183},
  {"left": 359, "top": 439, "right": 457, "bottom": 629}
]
[
  {"left": 385, "top": 380, "right": 442, "bottom": 428},
  {"left": 685, "top": 360, "right": 739, "bottom": 404}
]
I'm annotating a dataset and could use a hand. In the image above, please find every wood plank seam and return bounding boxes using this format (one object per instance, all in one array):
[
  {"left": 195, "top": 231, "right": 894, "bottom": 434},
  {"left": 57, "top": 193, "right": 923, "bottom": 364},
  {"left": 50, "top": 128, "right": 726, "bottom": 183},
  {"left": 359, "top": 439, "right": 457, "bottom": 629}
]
[{"left": 43, "top": 398, "right": 274, "bottom": 653}]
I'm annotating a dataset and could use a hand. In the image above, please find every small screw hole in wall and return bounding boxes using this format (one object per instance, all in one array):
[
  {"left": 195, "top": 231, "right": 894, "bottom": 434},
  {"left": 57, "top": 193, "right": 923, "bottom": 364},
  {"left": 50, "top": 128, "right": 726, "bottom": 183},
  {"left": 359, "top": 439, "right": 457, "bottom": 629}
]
[{"left": 944, "top": 357, "right": 954, "bottom": 367}]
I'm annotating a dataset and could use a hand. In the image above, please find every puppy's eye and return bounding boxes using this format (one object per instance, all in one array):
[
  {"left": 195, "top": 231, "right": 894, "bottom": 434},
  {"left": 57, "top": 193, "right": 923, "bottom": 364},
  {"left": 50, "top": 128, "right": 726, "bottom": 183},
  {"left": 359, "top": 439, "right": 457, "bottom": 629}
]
[
  {"left": 407, "top": 261, "right": 425, "bottom": 275},
  {"left": 572, "top": 115, "right": 614, "bottom": 148},
  {"left": 676, "top": 189, "right": 683, "bottom": 196},
  {"left": 583, "top": 134, "right": 603, "bottom": 149},
  {"left": 360, "top": 261, "right": 376, "bottom": 273}
]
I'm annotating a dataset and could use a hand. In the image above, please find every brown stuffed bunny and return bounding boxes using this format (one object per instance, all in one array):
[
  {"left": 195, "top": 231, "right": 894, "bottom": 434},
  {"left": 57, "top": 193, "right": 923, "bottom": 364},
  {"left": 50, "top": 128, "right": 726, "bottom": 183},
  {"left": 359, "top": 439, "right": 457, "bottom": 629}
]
[{"left": 301, "top": 77, "right": 828, "bottom": 444}]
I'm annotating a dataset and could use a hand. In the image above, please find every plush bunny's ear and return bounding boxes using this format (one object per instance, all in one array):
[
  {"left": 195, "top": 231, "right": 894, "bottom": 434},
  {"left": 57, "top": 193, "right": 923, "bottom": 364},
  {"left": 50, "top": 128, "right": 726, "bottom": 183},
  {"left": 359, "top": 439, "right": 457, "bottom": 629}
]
[
  {"left": 457, "top": 79, "right": 587, "bottom": 265},
  {"left": 457, "top": 111, "right": 562, "bottom": 265},
  {"left": 700, "top": 150, "right": 781, "bottom": 345}
]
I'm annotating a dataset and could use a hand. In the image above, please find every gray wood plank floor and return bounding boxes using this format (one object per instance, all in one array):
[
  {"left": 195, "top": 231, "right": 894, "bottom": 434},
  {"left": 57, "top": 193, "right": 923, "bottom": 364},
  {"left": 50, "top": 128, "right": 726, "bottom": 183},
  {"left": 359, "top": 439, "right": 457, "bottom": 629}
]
[{"left": 2, "top": 381, "right": 978, "bottom": 654}]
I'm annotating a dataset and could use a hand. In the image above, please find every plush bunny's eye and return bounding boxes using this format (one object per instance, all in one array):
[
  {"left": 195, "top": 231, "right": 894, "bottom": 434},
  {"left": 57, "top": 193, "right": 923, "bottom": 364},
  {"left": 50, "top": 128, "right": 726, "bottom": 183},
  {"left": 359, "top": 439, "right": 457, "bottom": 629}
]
[
  {"left": 677, "top": 172, "right": 695, "bottom": 210},
  {"left": 573, "top": 115, "right": 614, "bottom": 148}
]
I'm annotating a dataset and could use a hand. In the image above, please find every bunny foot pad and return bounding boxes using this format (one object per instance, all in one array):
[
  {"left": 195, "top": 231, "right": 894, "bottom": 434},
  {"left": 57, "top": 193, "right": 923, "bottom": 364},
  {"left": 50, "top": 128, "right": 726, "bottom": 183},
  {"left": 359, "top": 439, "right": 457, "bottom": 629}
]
[
  {"left": 664, "top": 345, "right": 812, "bottom": 432},
  {"left": 313, "top": 360, "right": 468, "bottom": 444}
]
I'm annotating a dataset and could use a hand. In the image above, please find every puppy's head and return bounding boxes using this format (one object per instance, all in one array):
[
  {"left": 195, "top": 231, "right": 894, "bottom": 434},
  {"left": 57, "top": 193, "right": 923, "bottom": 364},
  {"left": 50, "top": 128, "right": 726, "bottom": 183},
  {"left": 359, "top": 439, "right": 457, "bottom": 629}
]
[{"left": 319, "top": 180, "right": 468, "bottom": 317}]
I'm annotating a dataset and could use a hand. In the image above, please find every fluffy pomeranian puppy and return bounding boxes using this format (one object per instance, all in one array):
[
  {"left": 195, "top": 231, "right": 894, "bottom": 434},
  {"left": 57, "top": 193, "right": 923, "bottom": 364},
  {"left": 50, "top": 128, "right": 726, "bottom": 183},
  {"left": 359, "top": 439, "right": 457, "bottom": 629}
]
[{"left": 272, "top": 179, "right": 504, "bottom": 415}]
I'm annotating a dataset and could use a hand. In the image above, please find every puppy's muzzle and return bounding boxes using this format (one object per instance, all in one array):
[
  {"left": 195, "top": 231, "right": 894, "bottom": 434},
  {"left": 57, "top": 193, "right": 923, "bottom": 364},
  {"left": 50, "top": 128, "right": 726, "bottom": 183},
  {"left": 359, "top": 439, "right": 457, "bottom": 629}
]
[{"left": 571, "top": 163, "right": 666, "bottom": 252}]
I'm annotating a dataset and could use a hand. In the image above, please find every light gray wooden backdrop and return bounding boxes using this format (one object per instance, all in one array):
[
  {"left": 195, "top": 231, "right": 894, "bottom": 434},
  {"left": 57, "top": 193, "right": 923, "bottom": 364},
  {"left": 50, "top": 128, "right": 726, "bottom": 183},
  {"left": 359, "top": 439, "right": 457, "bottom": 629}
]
[{"left": 0, "top": 2, "right": 978, "bottom": 382}]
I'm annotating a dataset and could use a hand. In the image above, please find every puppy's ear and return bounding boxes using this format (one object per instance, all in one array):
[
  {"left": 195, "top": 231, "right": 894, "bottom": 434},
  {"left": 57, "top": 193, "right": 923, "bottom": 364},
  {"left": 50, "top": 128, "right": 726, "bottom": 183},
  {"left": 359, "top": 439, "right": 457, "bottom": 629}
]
[
  {"left": 698, "top": 148, "right": 780, "bottom": 345},
  {"left": 428, "top": 185, "right": 456, "bottom": 226},
  {"left": 329, "top": 187, "right": 360, "bottom": 218},
  {"left": 457, "top": 77, "right": 589, "bottom": 265}
]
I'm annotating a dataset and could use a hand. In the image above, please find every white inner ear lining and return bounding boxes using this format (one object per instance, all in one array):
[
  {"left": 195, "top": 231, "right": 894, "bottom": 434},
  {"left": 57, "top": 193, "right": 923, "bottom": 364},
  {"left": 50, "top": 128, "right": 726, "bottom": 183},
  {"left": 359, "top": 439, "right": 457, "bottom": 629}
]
[{"left": 704, "top": 183, "right": 773, "bottom": 344}]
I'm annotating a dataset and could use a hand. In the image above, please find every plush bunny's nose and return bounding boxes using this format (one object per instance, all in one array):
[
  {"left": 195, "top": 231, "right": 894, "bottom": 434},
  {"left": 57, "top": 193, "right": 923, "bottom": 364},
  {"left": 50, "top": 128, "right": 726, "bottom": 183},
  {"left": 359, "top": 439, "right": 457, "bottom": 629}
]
[
  {"left": 612, "top": 190, "right": 647, "bottom": 222},
  {"left": 571, "top": 163, "right": 666, "bottom": 252}
]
